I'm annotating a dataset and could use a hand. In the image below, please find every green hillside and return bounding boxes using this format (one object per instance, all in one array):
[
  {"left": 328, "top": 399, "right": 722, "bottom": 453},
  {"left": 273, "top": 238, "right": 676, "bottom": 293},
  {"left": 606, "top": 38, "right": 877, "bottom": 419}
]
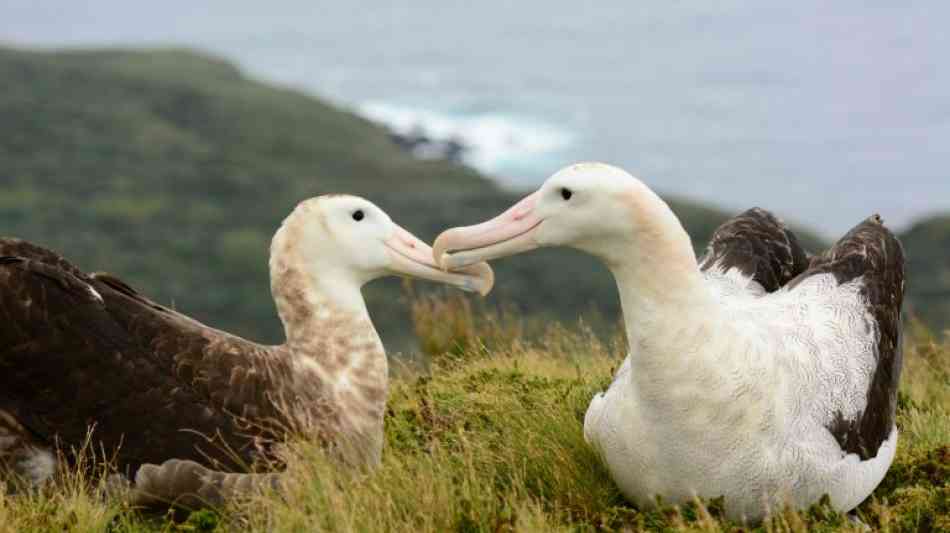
[
  {"left": 902, "top": 215, "right": 950, "bottom": 332},
  {"left": 0, "top": 45, "right": 939, "bottom": 350},
  {"left": 0, "top": 45, "right": 490, "bottom": 347}
]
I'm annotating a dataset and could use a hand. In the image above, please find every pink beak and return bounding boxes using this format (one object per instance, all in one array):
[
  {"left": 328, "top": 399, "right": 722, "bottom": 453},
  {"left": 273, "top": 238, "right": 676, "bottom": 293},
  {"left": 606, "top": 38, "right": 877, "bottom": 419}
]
[
  {"left": 433, "top": 191, "right": 544, "bottom": 271},
  {"left": 384, "top": 224, "right": 494, "bottom": 295}
]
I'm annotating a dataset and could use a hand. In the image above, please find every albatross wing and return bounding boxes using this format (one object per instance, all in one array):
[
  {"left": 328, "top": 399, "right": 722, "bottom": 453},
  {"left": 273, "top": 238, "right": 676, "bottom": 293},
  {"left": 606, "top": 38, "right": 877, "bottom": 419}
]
[
  {"left": 787, "top": 214, "right": 905, "bottom": 461},
  {"left": 699, "top": 207, "right": 811, "bottom": 294},
  {"left": 689, "top": 210, "right": 904, "bottom": 513},
  {"left": 0, "top": 238, "right": 283, "bottom": 475}
]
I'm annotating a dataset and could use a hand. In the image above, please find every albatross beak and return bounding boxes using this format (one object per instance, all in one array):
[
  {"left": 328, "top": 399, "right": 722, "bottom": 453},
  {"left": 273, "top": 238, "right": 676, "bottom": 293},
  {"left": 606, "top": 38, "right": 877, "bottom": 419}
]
[
  {"left": 384, "top": 225, "right": 494, "bottom": 296},
  {"left": 433, "top": 191, "right": 543, "bottom": 271}
]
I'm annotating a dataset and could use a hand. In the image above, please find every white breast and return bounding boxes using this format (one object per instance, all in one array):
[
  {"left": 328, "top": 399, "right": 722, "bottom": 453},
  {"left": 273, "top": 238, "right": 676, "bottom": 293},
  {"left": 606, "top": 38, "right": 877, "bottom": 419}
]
[{"left": 583, "top": 267, "right": 895, "bottom": 522}]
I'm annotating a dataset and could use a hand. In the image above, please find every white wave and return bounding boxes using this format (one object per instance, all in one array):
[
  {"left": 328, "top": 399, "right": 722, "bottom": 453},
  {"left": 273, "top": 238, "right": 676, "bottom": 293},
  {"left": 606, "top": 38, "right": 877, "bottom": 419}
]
[{"left": 357, "top": 101, "right": 574, "bottom": 174}]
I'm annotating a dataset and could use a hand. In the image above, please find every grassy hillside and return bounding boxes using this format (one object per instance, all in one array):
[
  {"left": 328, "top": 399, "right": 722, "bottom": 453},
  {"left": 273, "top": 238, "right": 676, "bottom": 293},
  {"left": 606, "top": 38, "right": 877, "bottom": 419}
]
[
  {"left": 0, "top": 300, "right": 947, "bottom": 532},
  {"left": 902, "top": 216, "right": 950, "bottom": 333},
  {"left": 0, "top": 45, "right": 486, "bottom": 347},
  {"left": 0, "top": 45, "right": 832, "bottom": 349}
]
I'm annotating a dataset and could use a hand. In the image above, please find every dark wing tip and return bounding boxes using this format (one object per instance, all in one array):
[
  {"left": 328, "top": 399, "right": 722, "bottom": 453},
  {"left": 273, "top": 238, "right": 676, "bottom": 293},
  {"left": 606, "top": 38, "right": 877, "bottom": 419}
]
[
  {"left": 805, "top": 216, "right": 905, "bottom": 461},
  {"left": 0, "top": 239, "right": 89, "bottom": 279},
  {"left": 700, "top": 207, "right": 810, "bottom": 292},
  {"left": 746, "top": 207, "right": 773, "bottom": 218},
  {"left": 1, "top": 256, "right": 101, "bottom": 303},
  {"left": 0, "top": 256, "right": 26, "bottom": 266},
  {"left": 91, "top": 271, "right": 175, "bottom": 314},
  {"left": 91, "top": 272, "right": 141, "bottom": 298}
]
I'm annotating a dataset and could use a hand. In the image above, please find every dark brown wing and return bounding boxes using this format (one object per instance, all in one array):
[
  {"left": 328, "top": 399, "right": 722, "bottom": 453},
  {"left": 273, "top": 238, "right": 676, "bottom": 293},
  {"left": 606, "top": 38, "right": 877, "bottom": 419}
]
[
  {"left": 0, "top": 249, "right": 131, "bottom": 448},
  {"left": 699, "top": 208, "right": 811, "bottom": 292},
  {"left": 788, "top": 215, "right": 905, "bottom": 460},
  {"left": 87, "top": 270, "right": 297, "bottom": 432},
  {"left": 0, "top": 239, "right": 283, "bottom": 475},
  {"left": 0, "top": 238, "right": 88, "bottom": 279}
]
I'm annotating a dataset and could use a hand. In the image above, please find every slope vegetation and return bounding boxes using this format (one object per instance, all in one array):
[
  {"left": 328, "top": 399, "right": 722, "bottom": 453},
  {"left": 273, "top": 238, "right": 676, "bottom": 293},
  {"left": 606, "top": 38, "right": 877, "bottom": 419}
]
[{"left": 0, "top": 46, "right": 830, "bottom": 348}]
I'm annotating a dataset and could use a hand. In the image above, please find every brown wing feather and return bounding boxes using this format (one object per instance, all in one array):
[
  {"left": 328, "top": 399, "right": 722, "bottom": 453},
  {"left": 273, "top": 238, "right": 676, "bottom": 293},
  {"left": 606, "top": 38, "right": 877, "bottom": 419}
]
[
  {"left": 699, "top": 208, "right": 811, "bottom": 292},
  {"left": 0, "top": 239, "right": 288, "bottom": 475},
  {"left": 0, "top": 238, "right": 88, "bottom": 279},
  {"left": 788, "top": 215, "right": 905, "bottom": 460},
  {"left": 0, "top": 251, "right": 126, "bottom": 444},
  {"left": 89, "top": 272, "right": 297, "bottom": 430}
]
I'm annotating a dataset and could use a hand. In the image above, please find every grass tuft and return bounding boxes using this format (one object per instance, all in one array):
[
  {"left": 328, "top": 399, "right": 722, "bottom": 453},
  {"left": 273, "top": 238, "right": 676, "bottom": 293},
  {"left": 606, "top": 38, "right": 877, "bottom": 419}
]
[{"left": 2, "top": 298, "right": 948, "bottom": 531}]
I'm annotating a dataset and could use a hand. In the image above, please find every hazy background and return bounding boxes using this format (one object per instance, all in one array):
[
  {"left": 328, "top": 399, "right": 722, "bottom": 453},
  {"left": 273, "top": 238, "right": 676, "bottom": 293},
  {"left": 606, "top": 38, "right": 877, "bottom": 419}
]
[{"left": 3, "top": 0, "right": 948, "bottom": 236}]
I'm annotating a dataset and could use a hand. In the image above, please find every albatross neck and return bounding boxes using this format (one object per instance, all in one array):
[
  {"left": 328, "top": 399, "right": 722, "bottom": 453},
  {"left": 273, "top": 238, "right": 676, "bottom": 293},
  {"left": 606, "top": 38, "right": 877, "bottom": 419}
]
[
  {"left": 278, "top": 271, "right": 374, "bottom": 345},
  {"left": 604, "top": 202, "right": 715, "bottom": 362},
  {"left": 267, "top": 227, "right": 385, "bottom": 379}
]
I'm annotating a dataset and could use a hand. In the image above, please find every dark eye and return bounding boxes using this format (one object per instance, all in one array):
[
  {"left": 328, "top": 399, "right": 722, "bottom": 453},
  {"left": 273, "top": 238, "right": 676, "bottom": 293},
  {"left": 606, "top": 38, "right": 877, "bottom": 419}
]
[
  {"left": 352, "top": 210, "right": 365, "bottom": 221},
  {"left": 561, "top": 187, "right": 573, "bottom": 200}
]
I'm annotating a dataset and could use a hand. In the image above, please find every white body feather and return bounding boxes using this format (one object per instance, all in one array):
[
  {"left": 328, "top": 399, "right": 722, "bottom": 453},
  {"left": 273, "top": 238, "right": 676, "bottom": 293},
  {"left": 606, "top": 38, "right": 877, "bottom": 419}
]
[{"left": 584, "top": 264, "right": 896, "bottom": 522}]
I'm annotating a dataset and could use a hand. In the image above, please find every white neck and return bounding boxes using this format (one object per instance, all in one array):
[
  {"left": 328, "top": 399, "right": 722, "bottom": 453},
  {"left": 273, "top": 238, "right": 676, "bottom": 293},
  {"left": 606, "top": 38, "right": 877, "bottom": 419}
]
[
  {"left": 601, "top": 196, "right": 715, "bottom": 366},
  {"left": 611, "top": 257, "right": 711, "bottom": 359}
]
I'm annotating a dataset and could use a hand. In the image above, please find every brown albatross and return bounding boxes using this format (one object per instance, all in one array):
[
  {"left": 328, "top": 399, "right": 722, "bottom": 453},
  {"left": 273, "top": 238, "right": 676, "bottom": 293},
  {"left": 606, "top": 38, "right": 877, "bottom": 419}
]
[{"left": 0, "top": 195, "right": 492, "bottom": 505}]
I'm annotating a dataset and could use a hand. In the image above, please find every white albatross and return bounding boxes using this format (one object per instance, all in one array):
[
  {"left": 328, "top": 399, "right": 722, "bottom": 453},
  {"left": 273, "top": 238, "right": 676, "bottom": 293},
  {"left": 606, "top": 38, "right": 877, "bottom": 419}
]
[{"left": 432, "top": 162, "right": 904, "bottom": 523}]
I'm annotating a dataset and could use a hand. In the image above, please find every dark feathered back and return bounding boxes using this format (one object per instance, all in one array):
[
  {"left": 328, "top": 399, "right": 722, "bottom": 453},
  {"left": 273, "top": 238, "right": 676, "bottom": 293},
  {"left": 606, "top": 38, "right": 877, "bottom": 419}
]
[{"left": 699, "top": 208, "right": 811, "bottom": 292}]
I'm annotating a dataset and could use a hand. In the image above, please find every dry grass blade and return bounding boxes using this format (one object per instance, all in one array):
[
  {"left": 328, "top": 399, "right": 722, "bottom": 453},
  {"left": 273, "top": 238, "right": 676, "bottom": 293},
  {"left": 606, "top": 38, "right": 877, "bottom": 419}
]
[{"left": 1, "top": 297, "right": 947, "bottom": 531}]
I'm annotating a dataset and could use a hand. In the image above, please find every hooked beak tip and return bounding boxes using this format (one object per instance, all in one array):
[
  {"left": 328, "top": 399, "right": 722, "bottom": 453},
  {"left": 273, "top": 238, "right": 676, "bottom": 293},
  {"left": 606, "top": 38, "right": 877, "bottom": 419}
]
[
  {"left": 431, "top": 232, "right": 454, "bottom": 270},
  {"left": 472, "top": 262, "right": 494, "bottom": 296}
]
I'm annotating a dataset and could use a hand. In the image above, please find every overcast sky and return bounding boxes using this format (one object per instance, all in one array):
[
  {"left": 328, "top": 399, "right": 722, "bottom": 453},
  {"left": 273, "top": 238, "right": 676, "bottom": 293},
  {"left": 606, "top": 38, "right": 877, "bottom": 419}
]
[{"left": 3, "top": 1, "right": 948, "bottom": 235}]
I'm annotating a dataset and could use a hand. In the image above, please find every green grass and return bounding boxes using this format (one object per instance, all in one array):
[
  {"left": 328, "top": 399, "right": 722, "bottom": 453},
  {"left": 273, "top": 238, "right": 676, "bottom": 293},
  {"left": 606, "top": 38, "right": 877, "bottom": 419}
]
[{"left": 2, "top": 298, "right": 947, "bottom": 532}]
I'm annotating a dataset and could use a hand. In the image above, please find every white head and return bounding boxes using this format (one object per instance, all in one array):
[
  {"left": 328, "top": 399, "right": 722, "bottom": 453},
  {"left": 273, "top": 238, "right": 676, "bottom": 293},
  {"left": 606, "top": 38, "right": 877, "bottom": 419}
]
[
  {"left": 433, "top": 162, "right": 688, "bottom": 270},
  {"left": 273, "top": 195, "right": 493, "bottom": 295}
]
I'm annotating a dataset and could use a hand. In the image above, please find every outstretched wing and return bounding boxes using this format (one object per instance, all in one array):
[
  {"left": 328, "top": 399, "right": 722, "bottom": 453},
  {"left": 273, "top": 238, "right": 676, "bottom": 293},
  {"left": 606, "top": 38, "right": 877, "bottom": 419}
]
[
  {"left": 787, "top": 215, "right": 905, "bottom": 460},
  {"left": 0, "top": 239, "right": 277, "bottom": 474},
  {"left": 700, "top": 208, "right": 811, "bottom": 296}
]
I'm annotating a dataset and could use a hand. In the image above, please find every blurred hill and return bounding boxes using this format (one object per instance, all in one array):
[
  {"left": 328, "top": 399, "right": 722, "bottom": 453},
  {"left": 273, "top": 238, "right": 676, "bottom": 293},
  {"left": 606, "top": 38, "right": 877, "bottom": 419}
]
[
  {"left": 902, "top": 215, "right": 950, "bottom": 332},
  {"left": 1, "top": 46, "right": 941, "bottom": 350}
]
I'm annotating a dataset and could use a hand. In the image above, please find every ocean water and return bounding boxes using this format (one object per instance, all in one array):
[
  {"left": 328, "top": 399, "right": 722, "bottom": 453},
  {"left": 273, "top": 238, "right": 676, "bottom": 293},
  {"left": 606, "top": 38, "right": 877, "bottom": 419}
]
[{"left": 3, "top": 1, "right": 948, "bottom": 235}]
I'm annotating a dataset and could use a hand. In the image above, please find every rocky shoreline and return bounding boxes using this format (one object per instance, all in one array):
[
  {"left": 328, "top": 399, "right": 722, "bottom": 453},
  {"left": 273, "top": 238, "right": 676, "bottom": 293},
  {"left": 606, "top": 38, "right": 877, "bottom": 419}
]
[{"left": 387, "top": 127, "right": 468, "bottom": 163}]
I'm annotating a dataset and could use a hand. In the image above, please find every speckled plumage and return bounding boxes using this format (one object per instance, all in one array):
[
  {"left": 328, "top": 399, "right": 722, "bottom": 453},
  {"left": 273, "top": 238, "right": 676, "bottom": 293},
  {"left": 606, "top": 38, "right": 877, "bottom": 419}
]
[{"left": 0, "top": 198, "right": 394, "bottom": 496}]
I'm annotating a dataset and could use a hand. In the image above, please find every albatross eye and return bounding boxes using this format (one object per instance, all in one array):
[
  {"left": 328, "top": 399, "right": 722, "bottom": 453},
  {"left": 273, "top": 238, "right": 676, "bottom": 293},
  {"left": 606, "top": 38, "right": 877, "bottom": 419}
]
[
  {"left": 561, "top": 187, "right": 573, "bottom": 201},
  {"left": 352, "top": 210, "right": 365, "bottom": 221}
]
